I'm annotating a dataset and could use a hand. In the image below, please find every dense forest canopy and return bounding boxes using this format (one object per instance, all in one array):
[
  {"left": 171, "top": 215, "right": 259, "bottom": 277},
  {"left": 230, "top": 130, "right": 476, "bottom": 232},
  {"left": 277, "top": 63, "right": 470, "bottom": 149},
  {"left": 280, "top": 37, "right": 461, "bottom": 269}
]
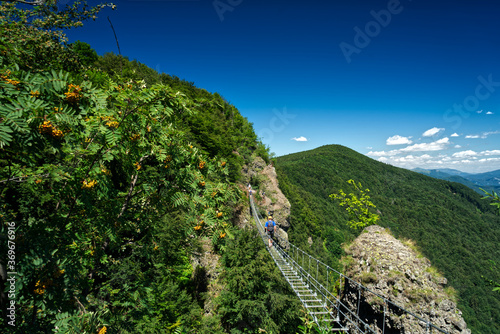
[{"left": 276, "top": 144, "right": 500, "bottom": 334}]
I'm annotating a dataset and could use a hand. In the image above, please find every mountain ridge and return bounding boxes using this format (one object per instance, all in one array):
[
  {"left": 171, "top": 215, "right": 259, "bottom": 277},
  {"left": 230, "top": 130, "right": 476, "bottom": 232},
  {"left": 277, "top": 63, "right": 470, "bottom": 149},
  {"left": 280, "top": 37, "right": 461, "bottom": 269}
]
[
  {"left": 276, "top": 144, "right": 500, "bottom": 334},
  {"left": 412, "top": 167, "right": 500, "bottom": 194}
]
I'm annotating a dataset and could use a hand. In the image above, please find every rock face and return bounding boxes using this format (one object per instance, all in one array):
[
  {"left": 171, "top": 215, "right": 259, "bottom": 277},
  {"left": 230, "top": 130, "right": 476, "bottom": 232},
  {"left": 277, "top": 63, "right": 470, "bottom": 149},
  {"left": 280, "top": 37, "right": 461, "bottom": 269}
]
[
  {"left": 342, "top": 225, "right": 470, "bottom": 334},
  {"left": 191, "top": 238, "right": 222, "bottom": 316},
  {"left": 235, "top": 157, "right": 291, "bottom": 242}
]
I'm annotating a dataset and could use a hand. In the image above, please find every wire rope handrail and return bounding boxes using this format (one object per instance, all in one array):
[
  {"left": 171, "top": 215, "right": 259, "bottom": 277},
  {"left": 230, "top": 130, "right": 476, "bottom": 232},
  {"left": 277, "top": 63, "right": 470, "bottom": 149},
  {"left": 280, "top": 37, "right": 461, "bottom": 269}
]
[{"left": 249, "top": 194, "right": 449, "bottom": 334}]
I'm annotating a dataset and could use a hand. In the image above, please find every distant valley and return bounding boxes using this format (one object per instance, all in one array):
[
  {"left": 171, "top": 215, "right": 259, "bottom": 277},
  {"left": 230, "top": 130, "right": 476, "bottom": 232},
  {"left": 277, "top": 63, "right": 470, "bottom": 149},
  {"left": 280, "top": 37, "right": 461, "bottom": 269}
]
[{"left": 412, "top": 168, "right": 500, "bottom": 195}]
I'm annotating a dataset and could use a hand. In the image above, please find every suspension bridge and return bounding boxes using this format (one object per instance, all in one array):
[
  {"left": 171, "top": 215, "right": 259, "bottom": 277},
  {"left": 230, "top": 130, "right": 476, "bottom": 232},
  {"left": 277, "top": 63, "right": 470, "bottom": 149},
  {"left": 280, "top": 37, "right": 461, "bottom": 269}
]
[{"left": 249, "top": 195, "right": 450, "bottom": 334}]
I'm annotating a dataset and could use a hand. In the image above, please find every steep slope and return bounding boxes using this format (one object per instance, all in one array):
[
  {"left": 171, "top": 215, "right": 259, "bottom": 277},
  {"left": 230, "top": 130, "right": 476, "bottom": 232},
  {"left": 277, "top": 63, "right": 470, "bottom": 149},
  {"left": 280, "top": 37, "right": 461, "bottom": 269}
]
[
  {"left": 343, "top": 225, "right": 470, "bottom": 334},
  {"left": 276, "top": 145, "right": 500, "bottom": 334},
  {"left": 0, "top": 4, "right": 288, "bottom": 332}
]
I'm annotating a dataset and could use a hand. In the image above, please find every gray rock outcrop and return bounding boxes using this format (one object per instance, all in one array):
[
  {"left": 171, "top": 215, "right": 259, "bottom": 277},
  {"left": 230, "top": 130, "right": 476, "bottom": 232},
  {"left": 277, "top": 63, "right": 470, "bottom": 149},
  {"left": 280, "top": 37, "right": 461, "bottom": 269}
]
[{"left": 341, "top": 225, "right": 470, "bottom": 334}]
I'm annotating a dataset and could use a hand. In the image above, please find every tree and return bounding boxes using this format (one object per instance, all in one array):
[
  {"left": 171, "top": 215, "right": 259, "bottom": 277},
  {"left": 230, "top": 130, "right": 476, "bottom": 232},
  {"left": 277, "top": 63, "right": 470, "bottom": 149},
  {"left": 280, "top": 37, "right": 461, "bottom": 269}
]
[
  {"left": 0, "top": 2, "right": 236, "bottom": 332},
  {"left": 481, "top": 189, "right": 500, "bottom": 294},
  {"left": 330, "top": 179, "right": 380, "bottom": 230},
  {"left": 481, "top": 188, "right": 500, "bottom": 215},
  {"left": 70, "top": 40, "right": 98, "bottom": 66}
]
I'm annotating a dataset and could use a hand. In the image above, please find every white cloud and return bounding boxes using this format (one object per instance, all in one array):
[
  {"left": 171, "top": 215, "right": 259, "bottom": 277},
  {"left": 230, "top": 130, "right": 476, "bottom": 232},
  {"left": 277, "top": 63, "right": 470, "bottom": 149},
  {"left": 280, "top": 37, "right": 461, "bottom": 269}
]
[
  {"left": 368, "top": 150, "right": 397, "bottom": 157},
  {"left": 451, "top": 133, "right": 459, "bottom": 137},
  {"left": 367, "top": 138, "right": 450, "bottom": 158},
  {"left": 477, "top": 110, "right": 483, "bottom": 114},
  {"left": 484, "top": 131, "right": 500, "bottom": 137},
  {"left": 400, "top": 137, "right": 450, "bottom": 152},
  {"left": 386, "top": 135, "right": 413, "bottom": 145},
  {"left": 478, "top": 157, "right": 500, "bottom": 163},
  {"left": 422, "top": 127, "right": 444, "bottom": 137},
  {"left": 369, "top": 146, "right": 500, "bottom": 173},
  {"left": 454, "top": 145, "right": 462, "bottom": 148},
  {"left": 487, "top": 111, "right": 494, "bottom": 115},
  {"left": 465, "top": 131, "right": 500, "bottom": 139},
  {"left": 481, "top": 150, "right": 500, "bottom": 156},
  {"left": 452, "top": 150, "right": 477, "bottom": 158},
  {"left": 291, "top": 136, "right": 308, "bottom": 142}
]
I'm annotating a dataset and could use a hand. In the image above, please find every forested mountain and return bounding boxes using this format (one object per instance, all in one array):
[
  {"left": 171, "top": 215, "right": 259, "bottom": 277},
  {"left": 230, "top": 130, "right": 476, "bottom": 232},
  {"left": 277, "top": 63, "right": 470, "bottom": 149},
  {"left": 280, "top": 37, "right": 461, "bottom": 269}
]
[
  {"left": 276, "top": 145, "right": 500, "bottom": 334},
  {"left": 2, "top": 2, "right": 499, "bottom": 334},
  {"left": 413, "top": 168, "right": 500, "bottom": 195},
  {"left": 0, "top": 2, "right": 302, "bottom": 333}
]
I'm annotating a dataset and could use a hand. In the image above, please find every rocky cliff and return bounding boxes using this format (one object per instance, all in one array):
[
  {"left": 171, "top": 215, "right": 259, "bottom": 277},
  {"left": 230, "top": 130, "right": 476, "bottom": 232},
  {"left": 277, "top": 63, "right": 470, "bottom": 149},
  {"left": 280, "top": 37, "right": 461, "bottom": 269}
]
[
  {"left": 342, "top": 225, "right": 470, "bottom": 334},
  {"left": 235, "top": 157, "right": 290, "bottom": 243}
]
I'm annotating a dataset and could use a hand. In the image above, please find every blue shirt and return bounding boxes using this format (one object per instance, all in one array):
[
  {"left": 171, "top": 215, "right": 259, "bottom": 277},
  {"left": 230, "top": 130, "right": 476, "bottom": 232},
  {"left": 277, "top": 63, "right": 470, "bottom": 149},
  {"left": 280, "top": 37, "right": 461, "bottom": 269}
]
[{"left": 265, "top": 220, "right": 275, "bottom": 229}]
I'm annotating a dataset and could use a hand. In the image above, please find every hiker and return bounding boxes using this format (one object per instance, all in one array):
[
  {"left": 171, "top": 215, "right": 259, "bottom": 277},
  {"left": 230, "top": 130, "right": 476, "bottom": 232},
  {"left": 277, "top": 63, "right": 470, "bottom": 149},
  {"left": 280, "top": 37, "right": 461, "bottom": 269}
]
[{"left": 265, "top": 216, "right": 276, "bottom": 248}]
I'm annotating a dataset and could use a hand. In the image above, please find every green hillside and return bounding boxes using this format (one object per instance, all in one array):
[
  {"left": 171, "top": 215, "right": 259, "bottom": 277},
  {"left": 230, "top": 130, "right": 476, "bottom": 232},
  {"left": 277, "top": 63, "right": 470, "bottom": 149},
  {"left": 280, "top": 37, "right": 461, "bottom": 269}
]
[
  {"left": 0, "top": 2, "right": 300, "bottom": 333},
  {"left": 276, "top": 144, "right": 500, "bottom": 334}
]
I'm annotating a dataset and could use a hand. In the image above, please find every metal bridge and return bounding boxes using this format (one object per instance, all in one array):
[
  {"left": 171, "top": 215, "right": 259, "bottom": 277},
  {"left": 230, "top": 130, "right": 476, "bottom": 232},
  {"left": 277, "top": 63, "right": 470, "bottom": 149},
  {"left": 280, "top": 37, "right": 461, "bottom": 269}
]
[{"left": 249, "top": 195, "right": 449, "bottom": 334}]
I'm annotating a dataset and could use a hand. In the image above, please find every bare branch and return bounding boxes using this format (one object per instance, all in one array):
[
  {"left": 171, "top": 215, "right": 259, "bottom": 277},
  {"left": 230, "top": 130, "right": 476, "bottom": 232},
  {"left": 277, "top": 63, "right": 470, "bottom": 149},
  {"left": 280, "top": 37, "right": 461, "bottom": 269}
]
[
  {"left": 3, "top": 0, "right": 47, "bottom": 5},
  {"left": 117, "top": 155, "right": 149, "bottom": 219}
]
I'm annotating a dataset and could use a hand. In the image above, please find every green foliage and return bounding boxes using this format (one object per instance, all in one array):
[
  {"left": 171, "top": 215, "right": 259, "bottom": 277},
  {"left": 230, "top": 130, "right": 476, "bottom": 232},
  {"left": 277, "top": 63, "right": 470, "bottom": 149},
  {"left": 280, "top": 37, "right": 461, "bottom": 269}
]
[
  {"left": 277, "top": 145, "right": 500, "bottom": 334},
  {"left": 0, "top": 2, "right": 269, "bottom": 333},
  {"left": 70, "top": 40, "right": 99, "bottom": 67},
  {"left": 94, "top": 52, "right": 269, "bottom": 181},
  {"left": 330, "top": 179, "right": 380, "bottom": 230},
  {"left": 481, "top": 188, "right": 500, "bottom": 215},
  {"left": 0, "top": 1, "right": 113, "bottom": 73},
  {"left": 215, "top": 229, "right": 302, "bottom": 334},
  {"left": 480, "top": 186, "right": 500, "bottom": 295},
  {"left": 295, "top": 311, "right": 335, "bottom": 334}
]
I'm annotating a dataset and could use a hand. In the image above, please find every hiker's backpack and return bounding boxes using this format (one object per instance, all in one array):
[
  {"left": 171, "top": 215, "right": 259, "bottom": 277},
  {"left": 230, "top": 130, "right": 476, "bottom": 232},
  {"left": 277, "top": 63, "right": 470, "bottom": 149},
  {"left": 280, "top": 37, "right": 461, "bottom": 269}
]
[{"left": 267, "top": 221, "right": 274, "bottom": 232}]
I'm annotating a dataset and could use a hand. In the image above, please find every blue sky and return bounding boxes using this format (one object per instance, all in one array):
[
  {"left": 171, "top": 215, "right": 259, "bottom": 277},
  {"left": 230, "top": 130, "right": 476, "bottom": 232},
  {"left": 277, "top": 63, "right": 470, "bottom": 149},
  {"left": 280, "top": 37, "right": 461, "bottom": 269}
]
[{"left": 66, "top": 0, "right": 500, "bottom": 173}]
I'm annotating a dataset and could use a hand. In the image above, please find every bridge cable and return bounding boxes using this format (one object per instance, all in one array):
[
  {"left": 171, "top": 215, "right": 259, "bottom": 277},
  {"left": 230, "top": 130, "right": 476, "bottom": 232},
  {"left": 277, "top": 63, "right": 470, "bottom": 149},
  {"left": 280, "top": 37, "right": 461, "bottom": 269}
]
[{"left": 249, "top": 194, "right": 449, "bottom": 334}]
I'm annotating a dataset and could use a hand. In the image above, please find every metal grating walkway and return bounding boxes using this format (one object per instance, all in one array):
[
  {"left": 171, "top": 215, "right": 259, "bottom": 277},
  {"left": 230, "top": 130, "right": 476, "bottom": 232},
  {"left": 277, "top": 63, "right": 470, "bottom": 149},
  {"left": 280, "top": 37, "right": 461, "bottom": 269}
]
[{"left": 249, "top": 194, "right": 450, "bottom": 333}]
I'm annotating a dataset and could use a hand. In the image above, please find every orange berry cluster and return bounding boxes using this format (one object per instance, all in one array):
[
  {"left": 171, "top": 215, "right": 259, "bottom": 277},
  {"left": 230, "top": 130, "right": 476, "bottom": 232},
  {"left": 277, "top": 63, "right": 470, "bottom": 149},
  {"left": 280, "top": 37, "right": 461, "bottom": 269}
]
[
  {"left": 54, "top": 269, "right": 65, "bottom": 278},
  {"left": 199, "top": 161, "right": 206, "bottom": 169},
  {"left": 221, "top": 161, "right": 226, "bottom": 167},
  {"left": 64, "top": 84, "right": 82, "bottom": 103},
  {"left": 106, "top": 120, "right": 119, "bottom": 128},
  {"left": 101, "top": 116, "right": 119, "bottom": 128},
  {"left": 82, "top": 179, "right": 97, "bottom": 189},
  {"left": 199, "top": 181, "right": 205, "bottom": 187},
  {"left": 216, "top": 212, "right": 223, "bottom": 218},
  {"left": 130, "top": 134, "right": 140, "bottom": 141},
  {"left": 34, "top": 279, "right": 53, "bottom": 295},
  {"left": 30, "top": 90, "right": 40, "bottom": 98},
  {"left": 39, "top": 120, "right": 64, "bottom": 139},
  {"left": 134, "top": 162, "right": 142, "bottom": 171},
  {"left": 1, "top": 70, "right": 20, "bottom": 86},
  {"left": 194, "top": 220, "right": 204, "bottom": 230}
]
